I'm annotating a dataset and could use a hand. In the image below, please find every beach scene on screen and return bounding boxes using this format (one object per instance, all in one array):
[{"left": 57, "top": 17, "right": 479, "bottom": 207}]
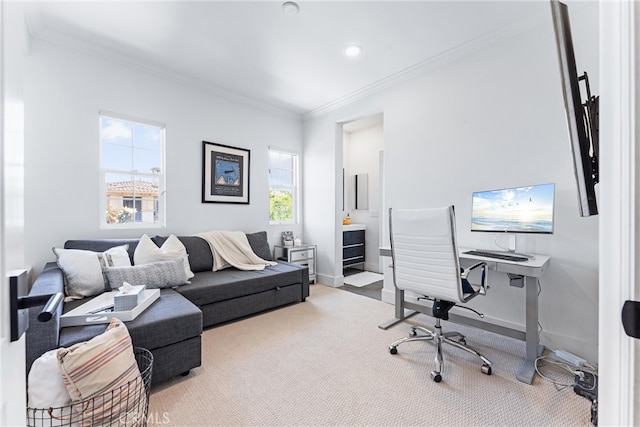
[{"left": 471, "top": 184, "right": 554, "bottom": 233}]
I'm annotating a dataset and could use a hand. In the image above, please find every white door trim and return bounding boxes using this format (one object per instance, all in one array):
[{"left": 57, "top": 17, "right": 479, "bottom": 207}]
[{"left": 599, "top": 1, "right": 638, "bottom": 425}]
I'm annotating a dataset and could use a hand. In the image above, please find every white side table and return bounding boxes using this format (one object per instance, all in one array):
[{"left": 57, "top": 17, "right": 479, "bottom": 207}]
[{"left": 274, "top": 244, "right": 316, "bottom": 284}]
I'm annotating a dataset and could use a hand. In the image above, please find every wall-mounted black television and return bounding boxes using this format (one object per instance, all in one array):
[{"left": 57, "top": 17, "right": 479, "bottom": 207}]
[{"left": 550, "top": 0, "right": 599, "bottom": 217}]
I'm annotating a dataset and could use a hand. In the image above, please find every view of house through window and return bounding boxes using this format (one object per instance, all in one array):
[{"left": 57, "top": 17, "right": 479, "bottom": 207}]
[
  {"left": 269, "top": 149, "right": 298, "bottom": 223},
  {"left": 100, "top": 113, "right": 165, "bottom": 227}
]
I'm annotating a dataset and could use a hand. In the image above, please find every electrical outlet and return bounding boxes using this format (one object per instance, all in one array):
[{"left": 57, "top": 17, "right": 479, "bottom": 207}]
[{"left": 574, "top": 371, "right": 597, "bottom": 402}]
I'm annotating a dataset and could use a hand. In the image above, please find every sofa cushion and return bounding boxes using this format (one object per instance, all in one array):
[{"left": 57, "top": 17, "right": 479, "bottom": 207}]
[
  {"left": 245, "top": 231, "right": 274, "bottom": 261},
  {"left": 175, "top": 262, "right": 304, "bottom": 306},
  {"left": 153, "top": 235, "right": 213, "bottom": 273},
  {"left": 106, "top": 259, "right": 190, "bottom": 289},
  {"left": 60, "top": 289, "right": 202, "bottom": 353},
  {"left": 53, "top": 245, "right": 131, "bottom": 300},
  {"left": 134, "top": 234, "right": 194, "bottom": 279}
]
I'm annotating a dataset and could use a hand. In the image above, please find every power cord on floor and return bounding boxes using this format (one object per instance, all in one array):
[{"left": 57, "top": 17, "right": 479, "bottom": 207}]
[
  {"left": 535, "top": 352, "right": 599, "bottom": 426},
  {"left": 534, "top": 354, "right": 578, "bottom": 390}
]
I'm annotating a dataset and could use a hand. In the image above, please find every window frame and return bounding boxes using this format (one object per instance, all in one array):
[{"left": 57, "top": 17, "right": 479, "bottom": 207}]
[
  {"left": 268, "top": 148, "right": 300, "bottom": 225},
  {"left": 99, "top": 111, "right": 166, "bottom": 230}
]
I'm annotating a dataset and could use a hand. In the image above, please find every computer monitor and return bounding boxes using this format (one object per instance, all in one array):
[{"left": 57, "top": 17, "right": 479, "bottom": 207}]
[{"left": 471, "top": 183, "right": 555, "bottom": 234}]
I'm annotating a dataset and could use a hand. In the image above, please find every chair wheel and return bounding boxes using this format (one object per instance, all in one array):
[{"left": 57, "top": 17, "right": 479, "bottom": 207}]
[
  {"left": 481, "top": 364, "right": 492, "bottom": 375},
  {"left": 409, "top": 328, "right": 417, "bottom": 337},
  {"left": 389, "top": 346, "right": 398, "bottom": 355},
  {"left": 431, "top": 371, "right": 442, "bottom": 382}
]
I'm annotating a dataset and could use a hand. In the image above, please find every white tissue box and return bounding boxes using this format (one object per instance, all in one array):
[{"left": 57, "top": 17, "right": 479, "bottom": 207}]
[{"left": 113, "top": 284, "right": 146, "bottom": 311}]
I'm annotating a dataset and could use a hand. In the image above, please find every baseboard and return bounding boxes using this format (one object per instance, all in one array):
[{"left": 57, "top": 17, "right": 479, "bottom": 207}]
[
  {"left": 316, "top": 273, "right": 342, "bottom": 287},
  {"left": 540, "top": 330, "right": 598, "bottom": 365},
  {"left": 381, "top": 288, "right": 395, "bottom": 305}
]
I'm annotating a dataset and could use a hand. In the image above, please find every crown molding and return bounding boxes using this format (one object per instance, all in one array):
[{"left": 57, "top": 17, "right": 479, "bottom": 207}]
[
  {"left": 24, "top": 4, "right": 556, "bottom": 124},
  {"left": 303, "top": 7, "right": 550, "bottom": 121},
  {"left": 24, "top": 7, "right": 302, "bottom": 122}
]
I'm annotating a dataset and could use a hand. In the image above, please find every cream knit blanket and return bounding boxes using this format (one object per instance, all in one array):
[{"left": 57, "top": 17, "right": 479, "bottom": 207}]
[{"left": 196, "top": 231, "right": 277, "bottom": 271}]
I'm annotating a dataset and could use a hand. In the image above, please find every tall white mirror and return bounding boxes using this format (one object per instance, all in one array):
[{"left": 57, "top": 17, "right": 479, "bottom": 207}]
[{"left": 354, "top": 173, "right": 368, "bottom": 210}]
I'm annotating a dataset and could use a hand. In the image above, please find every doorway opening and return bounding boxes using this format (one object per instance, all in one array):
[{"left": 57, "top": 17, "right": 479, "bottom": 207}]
[{"left": 340, "top": 112, "right": 384, "bottom": 295}]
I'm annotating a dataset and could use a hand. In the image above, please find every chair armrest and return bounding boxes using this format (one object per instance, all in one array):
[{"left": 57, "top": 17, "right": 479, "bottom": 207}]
[{"left": 462, "top": 261, "right": 488, "bottom": 295}]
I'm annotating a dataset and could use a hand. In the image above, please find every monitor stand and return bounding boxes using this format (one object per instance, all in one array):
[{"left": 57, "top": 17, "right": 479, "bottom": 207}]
[
  {"left": 507, "top": 234, "right": 516, "bottom": 252},
  {"left": 492, "top": 234, "right": 536, "bottom": 260}
]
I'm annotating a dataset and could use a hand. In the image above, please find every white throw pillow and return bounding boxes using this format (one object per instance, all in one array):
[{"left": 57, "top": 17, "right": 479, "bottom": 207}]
[
  {"left": 134, "top": 234, "right": 194, "bottom": 279},
  {"left": 28, "top": 349, "right": 73, "bottom": 418},
  {"left": 53, "top": 245, "right": 131, "bottom": 301}
]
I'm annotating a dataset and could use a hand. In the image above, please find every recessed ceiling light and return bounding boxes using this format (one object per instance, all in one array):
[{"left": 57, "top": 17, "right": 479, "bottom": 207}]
[
  {"left": 282, "top": 1, "right": 299, "bottom": 16},
  {"left": 345, "top": 45, "right": 363, "bottom": 57}
]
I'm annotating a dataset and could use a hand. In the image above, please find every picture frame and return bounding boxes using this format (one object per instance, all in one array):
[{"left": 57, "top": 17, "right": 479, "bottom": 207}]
[{"left": 202, "top": 141, "right": 250, "bottom": 204}]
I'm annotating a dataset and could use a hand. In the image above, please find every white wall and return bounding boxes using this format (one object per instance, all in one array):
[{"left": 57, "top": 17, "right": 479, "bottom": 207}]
[
  {"left": 303, "top": 2, "right": 599, "bottom": 362},
  {"left": 23, "top": 39, "right": 303, "bottom": 277},
  {"left": 343, "top": 122, "right": 383, "bottom": 273}
]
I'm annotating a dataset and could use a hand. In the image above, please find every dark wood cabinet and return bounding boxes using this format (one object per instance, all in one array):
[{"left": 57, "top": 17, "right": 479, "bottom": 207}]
[{"left": 343, "top": 230, "right": 365, "bottom": 268}]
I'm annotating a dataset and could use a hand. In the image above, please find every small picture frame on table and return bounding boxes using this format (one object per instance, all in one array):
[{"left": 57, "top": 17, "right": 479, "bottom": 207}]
[{"left": 282, "top": 231, "right": 294, "bottom": 247}]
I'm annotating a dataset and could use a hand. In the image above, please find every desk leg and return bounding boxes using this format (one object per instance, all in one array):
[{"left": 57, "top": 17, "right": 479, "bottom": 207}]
[
  {"left": 517, "top": 275, "right": 543, "bottom": 384},
  {"left": 378, "top": 289, "right": 418, "bottom": 329}
]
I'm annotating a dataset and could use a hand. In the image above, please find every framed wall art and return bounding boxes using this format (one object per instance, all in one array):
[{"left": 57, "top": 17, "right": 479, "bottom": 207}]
[{"left": 202, "top": 141, "right": 250, "bottom": 204}]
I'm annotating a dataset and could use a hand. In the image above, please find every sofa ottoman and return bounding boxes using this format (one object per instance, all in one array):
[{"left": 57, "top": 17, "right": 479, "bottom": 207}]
[{"left": 59, "top": 288, "right": 202, "bottom": 385}]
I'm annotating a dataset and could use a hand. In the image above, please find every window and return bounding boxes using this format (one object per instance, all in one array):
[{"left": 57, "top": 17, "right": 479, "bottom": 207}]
[
  {"left": 269, "top": 149, "right": 299, "bottom": 224},
  {"left": 100, "top": 112, "right": 165, "bottom": 228}
]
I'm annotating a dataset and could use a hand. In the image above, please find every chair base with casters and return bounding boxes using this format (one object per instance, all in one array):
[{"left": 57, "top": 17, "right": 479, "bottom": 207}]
[
  {"left": 389, "top": 314, "right": 492, "bottom": 382},
  {"left": 388, "top": 206, "right": 493, "bottom": 383}
]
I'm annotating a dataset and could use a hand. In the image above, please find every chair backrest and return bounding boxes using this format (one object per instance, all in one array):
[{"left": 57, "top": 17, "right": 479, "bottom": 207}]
[{"left": 389, "top": 206, "right": 463, "bottom": 303}]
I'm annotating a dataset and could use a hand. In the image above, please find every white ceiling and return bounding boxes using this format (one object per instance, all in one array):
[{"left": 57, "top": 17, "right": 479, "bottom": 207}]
[{"left": 25, "top": 1, "right": 550, "bottom": 117}]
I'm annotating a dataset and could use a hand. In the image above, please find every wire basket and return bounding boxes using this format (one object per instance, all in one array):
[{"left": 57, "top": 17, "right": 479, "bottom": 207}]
[{"left": 27, "top": 347, "right": 153, "bottom": 427}]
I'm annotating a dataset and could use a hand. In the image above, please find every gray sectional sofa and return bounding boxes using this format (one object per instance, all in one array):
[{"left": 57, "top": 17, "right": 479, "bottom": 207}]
[{"left": 26, "top": 232, "right": 310, "bottom": 385}]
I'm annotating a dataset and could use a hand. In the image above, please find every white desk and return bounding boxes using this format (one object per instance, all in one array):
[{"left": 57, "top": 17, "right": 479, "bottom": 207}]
[{"left": 378, "top": 246, "right": 550, "bottom": 384}]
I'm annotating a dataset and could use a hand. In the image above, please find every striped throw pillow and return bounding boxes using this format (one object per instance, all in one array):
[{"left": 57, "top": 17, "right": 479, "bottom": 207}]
[{"left": 57, "top": 318, "right": 145, "bottom": 426}]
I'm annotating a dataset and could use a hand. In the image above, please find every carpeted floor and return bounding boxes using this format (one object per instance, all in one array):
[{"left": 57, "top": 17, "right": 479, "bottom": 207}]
[{"left": 149, "top": 284, "right": 592, "bottom": 426}]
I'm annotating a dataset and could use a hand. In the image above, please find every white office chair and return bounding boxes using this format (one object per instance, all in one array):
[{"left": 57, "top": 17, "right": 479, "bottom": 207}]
[{"left": 388, "top": 206, "right": 492, "bottom": 382}]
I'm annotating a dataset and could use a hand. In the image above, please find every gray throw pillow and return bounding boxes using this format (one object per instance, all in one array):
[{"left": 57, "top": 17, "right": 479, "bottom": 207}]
[
  {"left": 105, "top": 259, "right": 190, "bottom": 290},
  {"left": 153, "top": 235, "right": 214, "bottom": 273},
  {"left": 245, "top": 231, "right": 273, "bottom": 261}
]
